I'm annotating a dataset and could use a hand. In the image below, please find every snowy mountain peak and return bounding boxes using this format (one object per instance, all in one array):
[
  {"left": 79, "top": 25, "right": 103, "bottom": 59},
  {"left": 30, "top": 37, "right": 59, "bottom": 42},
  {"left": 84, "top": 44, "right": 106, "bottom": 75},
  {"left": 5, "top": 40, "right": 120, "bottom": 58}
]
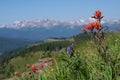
[{"left": 0, "top": 19, "right": 120, "bottom": 29}]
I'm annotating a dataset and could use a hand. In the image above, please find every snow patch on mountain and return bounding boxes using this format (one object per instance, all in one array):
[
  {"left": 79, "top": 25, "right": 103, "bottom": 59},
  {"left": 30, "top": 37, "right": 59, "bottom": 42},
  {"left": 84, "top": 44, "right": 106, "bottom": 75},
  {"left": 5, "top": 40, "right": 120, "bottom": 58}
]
[{"left": 0, "top": 18, "right": 120, "bottom": 29}]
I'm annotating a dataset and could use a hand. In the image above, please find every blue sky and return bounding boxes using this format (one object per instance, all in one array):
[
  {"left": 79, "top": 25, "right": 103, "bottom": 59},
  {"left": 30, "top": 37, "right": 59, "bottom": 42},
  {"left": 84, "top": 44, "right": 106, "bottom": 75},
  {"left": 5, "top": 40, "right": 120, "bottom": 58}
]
[{"left": 0, "top": 0, "right": 120, "bottom": 24}]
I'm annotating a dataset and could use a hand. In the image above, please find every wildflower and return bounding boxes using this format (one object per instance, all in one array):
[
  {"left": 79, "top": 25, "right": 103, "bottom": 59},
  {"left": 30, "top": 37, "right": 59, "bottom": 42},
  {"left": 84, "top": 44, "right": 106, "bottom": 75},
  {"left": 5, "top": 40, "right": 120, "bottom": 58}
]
[
  {"left": 93, "top": 21, "right": 101, "bottom": 30},
  {"left": 39, "top": 63, "right": 44, "bottom": 69},
  {"left": 95, "top": 10, "right": 101, "bottom": 18},
  {"left": 92, "top": 10, "right": 103, "bottom": 19},
  {"left": 31, "top": 64, "right": 37, "bottom": 72},
  {"left": 85, "top": 23, "right": 94, "bottom": 31},
  {"left": 67, "top": 46, "right": 71, "bottom": 55},
  {"left": 14, "top": 71, "right": 19, "bottom": 76},
  {"left": 67, "top": 45, "right": 74, "bottom": 56},
  {"left": 55, "top": 47, "right": 59, "bottom": 53},
  {"left": 25, "top": 64, "right": 30, "bottom": 68}
]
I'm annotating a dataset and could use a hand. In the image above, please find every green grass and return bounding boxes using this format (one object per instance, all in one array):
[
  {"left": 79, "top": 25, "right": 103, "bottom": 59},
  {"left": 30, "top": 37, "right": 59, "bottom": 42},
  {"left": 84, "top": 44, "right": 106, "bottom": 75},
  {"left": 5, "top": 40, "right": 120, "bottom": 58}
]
[
  {"left": 2, "top": 32, "right": 120, "bottom": 80},
  {"left": 38, "top": 32, "right": 120, "bottom": 80},
  {"left": 3, "top": 51, "right": 43, "bottom": 78}
]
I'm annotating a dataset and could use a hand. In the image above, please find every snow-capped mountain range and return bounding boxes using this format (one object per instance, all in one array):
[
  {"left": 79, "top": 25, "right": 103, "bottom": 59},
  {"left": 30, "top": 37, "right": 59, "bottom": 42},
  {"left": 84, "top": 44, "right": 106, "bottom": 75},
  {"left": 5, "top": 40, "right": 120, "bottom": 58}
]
[
  {"left": 0, "top": 18, "right": 90, "bottom": 29},
  {"left": 0, "top": 18, "right": 120, "bottom": 53},
  {"left": 0, "top": 18, "right": 120, "bottom": 41},
  {"left": 1, "top": 18, "right": 119, "bottom": 29}
]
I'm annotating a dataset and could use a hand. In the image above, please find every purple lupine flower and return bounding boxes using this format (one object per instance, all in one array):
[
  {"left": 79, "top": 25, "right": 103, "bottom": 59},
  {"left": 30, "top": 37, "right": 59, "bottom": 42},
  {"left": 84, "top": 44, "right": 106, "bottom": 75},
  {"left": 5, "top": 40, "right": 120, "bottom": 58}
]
[
  {"left": 55, "top": 47, "right": 59, "bottom": 53},
  {"left": 67, "top": 46, "right": 71, "bottom": 55}
]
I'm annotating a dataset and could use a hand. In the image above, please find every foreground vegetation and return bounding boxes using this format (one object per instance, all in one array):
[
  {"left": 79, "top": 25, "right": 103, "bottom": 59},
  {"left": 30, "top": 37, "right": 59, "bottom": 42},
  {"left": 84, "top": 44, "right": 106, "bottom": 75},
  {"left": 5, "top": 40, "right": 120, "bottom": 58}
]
[
  {"left": 0, "top": 31, "right": 120, "bottom": 80},
  {"left": 0, "top": 38, "right": 73, "bottom": 79}
]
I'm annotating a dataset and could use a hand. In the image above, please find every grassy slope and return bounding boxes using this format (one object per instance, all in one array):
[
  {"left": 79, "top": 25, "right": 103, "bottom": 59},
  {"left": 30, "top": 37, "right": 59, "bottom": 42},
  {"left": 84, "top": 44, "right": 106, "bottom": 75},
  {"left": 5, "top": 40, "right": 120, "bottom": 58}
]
[
  {"left": 1, "top": 32, "right": 120, "bottom": 80},
  {"left": 1, "top": 38, "right": 73, "bottom": 79},
  {"left": 37, "top": 32, "right": 120, "bottom": 80}
]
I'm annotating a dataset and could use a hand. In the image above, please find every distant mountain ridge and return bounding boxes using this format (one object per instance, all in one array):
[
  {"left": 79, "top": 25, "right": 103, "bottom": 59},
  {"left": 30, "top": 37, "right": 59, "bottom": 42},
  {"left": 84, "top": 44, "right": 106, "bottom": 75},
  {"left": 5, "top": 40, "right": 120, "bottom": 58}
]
[
  {"left": 0, "top": 25, "right": 81, "bottom": 41},
  {"left": 0, "top": 20, "right": 119, "bottom": 41},
  {"left": 0, "top": 18, "right": 120, "bottom": 29},
  {"left": 0, "top": 18, "right": 120, "bottom": 53}
]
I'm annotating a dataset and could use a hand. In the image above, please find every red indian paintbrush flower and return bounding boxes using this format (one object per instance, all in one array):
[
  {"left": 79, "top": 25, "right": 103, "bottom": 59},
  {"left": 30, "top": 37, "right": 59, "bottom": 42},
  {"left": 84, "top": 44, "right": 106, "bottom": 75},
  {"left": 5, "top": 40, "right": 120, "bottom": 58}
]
[
  {"left": 93, "top": 21, "right": 101, "bottom": 30},
  {"left": 81, "top": 10, "right": 102, "bottom": 32},
  {"left": 31, "top": 64, "right": 37, "bottom": 72},
  {"left": 95, "top": 10, "right": 101, "bottom": 18},
  {"left": 81, "top": 22, "right": 101, "bottom": 32},
  {"left": 85, "top": 23, "right": 94, "bottom": 31},
  {"left": 92, "top": 10, "right": 103, "bottom": 19}
]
